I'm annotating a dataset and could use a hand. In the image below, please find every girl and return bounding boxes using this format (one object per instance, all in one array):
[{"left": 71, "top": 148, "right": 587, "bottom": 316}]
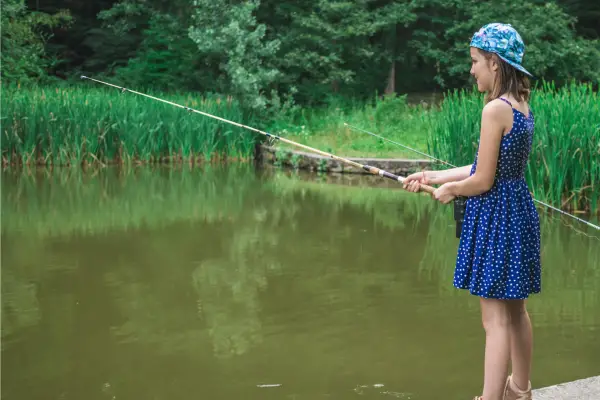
[{"left": 403, "top": 23, "right": 541, "bottom": 400}]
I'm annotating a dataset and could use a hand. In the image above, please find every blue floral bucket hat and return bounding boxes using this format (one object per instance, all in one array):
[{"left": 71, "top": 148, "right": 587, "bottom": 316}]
[{"left": 470, "top": 23, "right": 534, "bottom": 78}]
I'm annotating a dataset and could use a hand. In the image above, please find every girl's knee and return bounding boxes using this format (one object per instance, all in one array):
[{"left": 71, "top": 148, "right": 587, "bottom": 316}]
[
  {"left": 480, "top": 298, "right": 511, "bottom": 331},
  {"left": 507, "top": 300, "right": 528, "bottom": 321},
  {"left": 482, "top": 312, "right": 511, "bottom": 332}
]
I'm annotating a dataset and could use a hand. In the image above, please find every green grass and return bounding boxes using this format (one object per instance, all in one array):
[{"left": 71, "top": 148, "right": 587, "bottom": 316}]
[
  {"left": 266, "top": 94, "right": 431, "bottom": 158},
  {"left": 427, "top": 81, "right": 600, "bottom": 214},
  {"left": 1, "top": 83, "right": 259, "bottom": 166}
]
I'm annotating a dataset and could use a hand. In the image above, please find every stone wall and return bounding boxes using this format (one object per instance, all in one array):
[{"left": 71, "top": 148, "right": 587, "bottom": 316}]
[{"left": 257, "top": 145, "right": 433, "bottom": 176}]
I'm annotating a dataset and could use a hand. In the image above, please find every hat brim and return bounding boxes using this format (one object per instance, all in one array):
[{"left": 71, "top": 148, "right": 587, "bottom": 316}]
[{"left": 497, "top": 54, "right": 534, "bottom": 79}]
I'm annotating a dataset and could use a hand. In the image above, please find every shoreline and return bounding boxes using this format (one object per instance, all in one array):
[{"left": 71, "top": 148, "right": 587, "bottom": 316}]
[{"left": 256, "top": 144, "right": 433, "bottom": 175}]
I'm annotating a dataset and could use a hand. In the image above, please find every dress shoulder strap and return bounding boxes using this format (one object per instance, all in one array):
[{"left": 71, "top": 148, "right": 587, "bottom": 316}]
[{"left": 498, "top": 97, "right": 513, "bottom": 107}]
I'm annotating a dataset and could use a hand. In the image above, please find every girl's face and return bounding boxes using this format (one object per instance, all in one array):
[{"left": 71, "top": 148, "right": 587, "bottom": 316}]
[{"left": 470, "top": 47, "right": 498, "bottom": 92}]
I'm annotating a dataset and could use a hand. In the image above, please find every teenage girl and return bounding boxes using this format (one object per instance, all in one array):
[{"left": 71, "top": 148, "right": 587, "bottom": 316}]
[{"left": 404, "top": 23, "right": 540, "bottom": 400}]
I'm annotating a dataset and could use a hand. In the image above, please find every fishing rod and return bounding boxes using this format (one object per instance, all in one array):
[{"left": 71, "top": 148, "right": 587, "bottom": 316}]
[
  {"left": 344, "top": 122, "right": 600, "bottom": 232},
  {"left": 342, "top": 122, "right": 468, "bottom": 237},
  {"left": 79, "top": 76, "right": 436, "bottom": 195}
]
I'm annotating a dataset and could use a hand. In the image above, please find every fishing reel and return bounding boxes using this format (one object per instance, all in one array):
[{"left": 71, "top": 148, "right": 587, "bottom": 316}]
[{"left": 453, "top": 196, "right": 467, "bottom": 238}]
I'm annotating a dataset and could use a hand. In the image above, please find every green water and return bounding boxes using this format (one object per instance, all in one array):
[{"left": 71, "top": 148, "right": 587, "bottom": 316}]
[{"left": 2, "top": 165, "right": 599, "bottom": 400}]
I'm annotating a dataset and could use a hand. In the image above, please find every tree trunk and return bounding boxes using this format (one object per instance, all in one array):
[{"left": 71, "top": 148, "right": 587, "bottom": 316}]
[
  {"left": 385, "top": 60, "right": 395, "bottom": 94},
  {"left": 384, "top": 23, "right": 397, "bottom": 95}
]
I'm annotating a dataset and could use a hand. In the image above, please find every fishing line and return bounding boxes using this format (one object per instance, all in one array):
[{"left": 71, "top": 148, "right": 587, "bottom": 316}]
[
  {"left": 344, "top": 122, "right": 600, "bottom": 232},
  {"left": 344, "top": 123, "right": 455, "bottom": 167},
  {"left": 80, "top": 76, "right": 436, "bottom": 195}
]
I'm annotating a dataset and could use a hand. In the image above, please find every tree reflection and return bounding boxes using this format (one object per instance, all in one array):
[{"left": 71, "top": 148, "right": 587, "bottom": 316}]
[{"left": 192, "top": 224, "right": 282, "bottom": 358}]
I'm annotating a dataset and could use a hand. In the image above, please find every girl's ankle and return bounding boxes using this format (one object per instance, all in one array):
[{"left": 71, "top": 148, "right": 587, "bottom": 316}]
[
  {"left": 510, "top": 377, "right": 530, "bottom": 392},
  {"left": 508, "top": 374, "right": 532, "bottom": 394}
]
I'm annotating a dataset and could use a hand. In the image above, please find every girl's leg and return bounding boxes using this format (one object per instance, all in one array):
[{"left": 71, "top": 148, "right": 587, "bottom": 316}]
[
  {"left": 507, "top": 299, "right": 533, "bottom": 391},
  {"left": 479, "top": 297, "right": 511, "bottom": 400}
]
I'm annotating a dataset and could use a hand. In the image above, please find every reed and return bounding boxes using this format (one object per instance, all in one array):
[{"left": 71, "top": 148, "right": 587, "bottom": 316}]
[
  {"left": 426, "top": 81, "right": 600, "bottom": 214},
  {"left": 1, "top": 84, "right": 259, "bottom": 166}
]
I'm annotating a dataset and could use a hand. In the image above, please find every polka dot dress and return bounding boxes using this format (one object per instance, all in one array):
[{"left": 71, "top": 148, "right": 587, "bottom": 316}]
[{"left": 453, "top": 97, "right": 541, "bottom": 299}]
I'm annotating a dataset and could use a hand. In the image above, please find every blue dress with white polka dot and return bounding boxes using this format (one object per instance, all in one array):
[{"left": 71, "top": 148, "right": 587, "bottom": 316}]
[{"left": 453, "top": 97, "right": 541, "bottom": 299}]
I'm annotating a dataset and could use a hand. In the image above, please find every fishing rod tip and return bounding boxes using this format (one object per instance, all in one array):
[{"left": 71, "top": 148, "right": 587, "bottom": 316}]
[{"left": 80, "top": 75, "right": 88, "bottom": 79}]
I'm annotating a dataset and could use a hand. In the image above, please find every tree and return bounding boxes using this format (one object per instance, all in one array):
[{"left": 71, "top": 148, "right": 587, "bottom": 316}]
[
  {"left": 258, "top": 0, "right": 417, "bottom": 102},
  {"left": 409, "top": 0, "right": 600, "bottom": 88},
  {"left": 1, "top": 0, "right": 72, "bottom": 84},
  {"left": 109, "top": 12, "right": 214, "bottom": 91},
  {"left": 555, "top": 0, "right": 600, "bottom": 39},
  {"left": 188, "top": 0, "right": 282, "bottom": 111}
]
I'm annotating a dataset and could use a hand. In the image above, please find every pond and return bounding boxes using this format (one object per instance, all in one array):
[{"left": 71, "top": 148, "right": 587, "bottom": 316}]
[{"left": 2, "top": 164, "right": 599, "bottom": 400}]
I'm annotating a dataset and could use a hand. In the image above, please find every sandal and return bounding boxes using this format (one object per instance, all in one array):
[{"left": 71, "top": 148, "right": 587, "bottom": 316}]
[{"left": 504, "top": 375, "right": 532, "bottom": 400}]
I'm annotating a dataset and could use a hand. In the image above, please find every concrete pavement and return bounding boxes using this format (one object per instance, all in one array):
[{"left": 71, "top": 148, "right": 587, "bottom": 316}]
[{"left": 532, "top": 375, "right": 600, "bottom": 399}]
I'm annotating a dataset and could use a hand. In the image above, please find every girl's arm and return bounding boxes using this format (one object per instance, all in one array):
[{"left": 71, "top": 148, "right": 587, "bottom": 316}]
[
  {"left": 403, "top": 164, "right": 472, "bottom": 193},
  {"left": 446, "top": 101, "right": 505, "bottom": 197},
  {"left": 426, "top": 165, "right": 473, "bottom": 185}
]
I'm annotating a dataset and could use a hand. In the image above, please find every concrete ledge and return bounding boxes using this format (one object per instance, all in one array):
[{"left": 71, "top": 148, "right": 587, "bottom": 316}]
[
  {"left": 532, "top": 376, "right": 600, "bottom": 399},
  {"left": 257, "top": 145, "right": 432, "bottom": 175}
]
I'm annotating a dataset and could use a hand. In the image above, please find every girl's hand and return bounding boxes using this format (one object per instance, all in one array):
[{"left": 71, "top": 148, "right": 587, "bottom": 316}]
[
  {"left": 403, "top": 171, "right": 429, "bottom": 193},
  {"left": 433, "top": 182, "right": 457, "bottom": 204}
]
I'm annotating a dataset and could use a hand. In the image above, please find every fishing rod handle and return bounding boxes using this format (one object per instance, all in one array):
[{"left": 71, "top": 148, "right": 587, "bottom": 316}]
[
  {"left": 418, "top": 183, "right": 436, "bottom": 194},
  {"left": 362, "top": 165, "right": 435, "bottom": 194}
]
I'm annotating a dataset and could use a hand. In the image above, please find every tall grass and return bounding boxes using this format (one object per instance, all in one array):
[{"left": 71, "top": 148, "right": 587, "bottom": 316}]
[
  {"left": 1, "top": 84, "right": 259, "bottom": 166},
  {"left": 427, "top": 81, "right": 600, "bottom": 214}
]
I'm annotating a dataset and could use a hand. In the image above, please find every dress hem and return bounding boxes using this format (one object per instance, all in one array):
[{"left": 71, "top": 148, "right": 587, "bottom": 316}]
[{"left": 453, "top": 283, "right": 541, "bottom": 300}]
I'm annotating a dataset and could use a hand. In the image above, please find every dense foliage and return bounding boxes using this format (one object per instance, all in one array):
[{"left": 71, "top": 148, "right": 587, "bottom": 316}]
[{"left": 3, "top": 0, "right": 599, "bottom": 111}]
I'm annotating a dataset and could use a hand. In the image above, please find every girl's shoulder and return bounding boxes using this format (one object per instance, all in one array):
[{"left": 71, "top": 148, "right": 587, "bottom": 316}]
[
  {"left": 488, "top": 96, "right": 530, "bottom": 117},
  {"left": 481, "top": 97, "right": 515, "bottom": 120},
  {"left": 481, "top": 98, "right": 519, "bottom": 135}
]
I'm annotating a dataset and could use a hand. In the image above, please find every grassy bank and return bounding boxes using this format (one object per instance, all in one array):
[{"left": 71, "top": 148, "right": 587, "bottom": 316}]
[
  {"left": 266, "top": 94, "right": 432, "bottom": 158},
  {"left": 3, "top": 81, "right": 597, "bottom": 213},
  {"left": 1, "top": 84, "right": 259, "bottom": 166}
]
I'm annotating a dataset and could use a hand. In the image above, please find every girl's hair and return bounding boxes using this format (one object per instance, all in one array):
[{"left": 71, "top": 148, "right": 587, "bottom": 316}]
[{"left": 479, "top": 49, "right": 531, "bottom": 104}]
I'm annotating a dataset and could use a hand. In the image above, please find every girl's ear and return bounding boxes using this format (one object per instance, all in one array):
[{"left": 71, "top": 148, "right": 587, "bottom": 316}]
[{"left": 490, "top": 55, "right": 499, "bottom": 72}]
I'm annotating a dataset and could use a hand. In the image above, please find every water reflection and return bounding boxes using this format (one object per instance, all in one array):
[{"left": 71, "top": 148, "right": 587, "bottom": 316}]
[
  {"left": 193, "top": 223, "right": 283, "bottom": 359},
  {"left": 2, "top": 165, "right": 599, "bottom": 400}
]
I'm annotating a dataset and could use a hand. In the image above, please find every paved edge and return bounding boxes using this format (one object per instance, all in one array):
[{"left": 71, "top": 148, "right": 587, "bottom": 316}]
[{"left": 532, "top": 375, "right": 600, "bottom": 399}]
